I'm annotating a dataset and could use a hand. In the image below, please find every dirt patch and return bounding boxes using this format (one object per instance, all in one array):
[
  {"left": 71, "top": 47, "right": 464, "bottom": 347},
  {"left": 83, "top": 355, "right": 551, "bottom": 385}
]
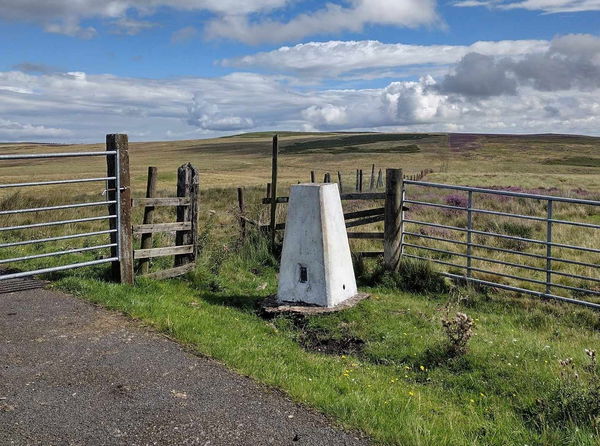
[{"left": 297, "top": 329, "right": 365, "bottom": 356}]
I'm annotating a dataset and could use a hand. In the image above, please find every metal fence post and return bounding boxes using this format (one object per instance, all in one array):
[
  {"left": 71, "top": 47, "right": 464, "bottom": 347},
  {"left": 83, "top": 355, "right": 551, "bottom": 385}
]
[
  {"left": 106, "top": 134, "right": 134, "bottom": 284},
  {"left": 384, "top": 168, "right": 403, "bottom": 271},
  {"left": 467, "top": 190, "right": 473, "bottom": 278},
  {"left": 546, "top": 199, "right": 553, "bottom": 296}
]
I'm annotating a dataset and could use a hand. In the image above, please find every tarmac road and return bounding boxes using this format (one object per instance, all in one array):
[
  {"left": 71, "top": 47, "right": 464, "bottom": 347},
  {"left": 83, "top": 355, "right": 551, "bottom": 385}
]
[{"left": 0, "top": 288, "right": 368, "bottom": 446}]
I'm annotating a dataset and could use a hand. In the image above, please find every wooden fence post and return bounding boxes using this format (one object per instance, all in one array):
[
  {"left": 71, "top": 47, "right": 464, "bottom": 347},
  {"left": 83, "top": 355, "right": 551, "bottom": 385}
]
[
  {"left": 324, "top": 172, "right": 331, "bottom": 183},
  {"left": 174, "top": 163, "right": 199, "bottom": 267},
  {"left": 359, "top": 169, "right": 364, "bottom": 193},
  {"left": 355, "top": 170, "right": 359, "bottom": 191},
  {"left": 106, "top": 134, "right": 134, "bottom": 284},
  {"left": 377, "top": 169, "right": 383, "bottom": 189},
  {"left": 369, "top": 164, "right": 375, "bottom": 190},
  {"left": 310, "top": 171, "right": 316, "bottom": 183},
  {"left": 237, "top": 187, "right": 246, "bottom": 240},
  {"left": 270, "top": 135, "right": 278, "bottom": 250},
  {"left": 266, "top": 183, "right": 271, "bottom": 199},
  {"left": 139, "top": 166, "right": 157, "bottom": 275},
  {"left": 337, "top": 171, "right": 343, "bottom": 193},
  {"left": 384, "top": 168, "right": 403, "bottom": 272}
]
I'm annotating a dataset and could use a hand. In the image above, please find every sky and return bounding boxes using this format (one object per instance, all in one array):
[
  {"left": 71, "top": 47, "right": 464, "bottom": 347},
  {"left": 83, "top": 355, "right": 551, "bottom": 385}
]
[{"left": 0, "top": 0, "right": 599, "bottom": 142}]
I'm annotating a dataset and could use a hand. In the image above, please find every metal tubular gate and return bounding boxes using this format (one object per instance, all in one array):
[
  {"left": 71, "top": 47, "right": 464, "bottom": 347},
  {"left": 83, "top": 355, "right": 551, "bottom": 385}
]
[
  {"left": 0, "top": 148, "right": 122, "bottom": 281},
  {"left": 401, "top": 180, "right": 600, "bottom": 310}
]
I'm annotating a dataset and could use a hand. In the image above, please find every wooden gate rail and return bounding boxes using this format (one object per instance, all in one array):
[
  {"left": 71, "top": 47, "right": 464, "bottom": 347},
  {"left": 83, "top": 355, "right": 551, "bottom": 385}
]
[
  {"left": 133, "top": 222, "right": 192, "bottom": 234},
  {"left": 132, "top": 197, "right": 191, "bottom": 207},
  {"left": 134, "top": 245, "right": 194, "bottom": 259}
]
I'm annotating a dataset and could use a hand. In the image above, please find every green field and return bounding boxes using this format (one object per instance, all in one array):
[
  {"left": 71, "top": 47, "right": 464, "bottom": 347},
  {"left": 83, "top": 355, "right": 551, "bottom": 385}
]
[{"left": 1, "top": 132, "right": 600, "bottom": 445}]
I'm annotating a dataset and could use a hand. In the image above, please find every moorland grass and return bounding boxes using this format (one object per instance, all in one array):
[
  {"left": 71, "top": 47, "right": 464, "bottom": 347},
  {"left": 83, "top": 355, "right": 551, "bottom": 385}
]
[{"left": 546, "top": 157, "right": 600, "bottom": 168}]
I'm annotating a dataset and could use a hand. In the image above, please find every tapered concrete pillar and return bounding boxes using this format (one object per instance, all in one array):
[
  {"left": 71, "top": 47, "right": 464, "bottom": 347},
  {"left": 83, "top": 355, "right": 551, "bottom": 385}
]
[{"left": 277, "top": 183, "right": 358, "bottom": 308}]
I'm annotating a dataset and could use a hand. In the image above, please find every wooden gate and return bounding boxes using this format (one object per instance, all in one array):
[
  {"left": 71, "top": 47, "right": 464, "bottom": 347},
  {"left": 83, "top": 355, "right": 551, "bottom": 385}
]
[{"left": 132, "top": 163, "right": 199, "bottom": 280}]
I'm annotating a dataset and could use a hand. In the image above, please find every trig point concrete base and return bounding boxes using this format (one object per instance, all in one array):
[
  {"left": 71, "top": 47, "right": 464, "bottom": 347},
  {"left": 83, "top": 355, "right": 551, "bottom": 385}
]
[{"left": 276, "top": 183, "right": 359, "bottom": 308}]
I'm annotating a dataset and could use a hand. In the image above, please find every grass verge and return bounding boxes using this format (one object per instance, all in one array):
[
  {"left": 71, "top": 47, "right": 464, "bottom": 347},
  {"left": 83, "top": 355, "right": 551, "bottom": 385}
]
[{"left": 53, "top": 233, "right": 600, "bottom": 445}]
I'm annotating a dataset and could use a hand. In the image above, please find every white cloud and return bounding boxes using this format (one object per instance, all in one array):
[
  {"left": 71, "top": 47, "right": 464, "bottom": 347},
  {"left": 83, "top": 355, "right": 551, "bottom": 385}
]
[
  {"left": 0, "top": 0, "right": 437, "bottom": 42},
  {"left": 110, "top": 18, "right": 159, "bottom": 35},
  {"left": 188, "top": 99, "right": 254, "bottom": 130},
  {"left": 0, "top": 0, "right": 288, "bottom": 37},
  {"left": 0, "top": 118, "right": 71, "bottom": 141},
  {"left": 222, "top": 39, "right": 550, "bottom": 78},
  {"left": 206, "top": 0, "right": 440, "bottom": 44},
  {"left": 454, "top": 0, "right": 600, "bottom": 13},
  {"left": 438, "top": 34, "right": 600, "bottom": 96},
  {"left": 171, "top": 26, "right": 197, "bottom": 43}
]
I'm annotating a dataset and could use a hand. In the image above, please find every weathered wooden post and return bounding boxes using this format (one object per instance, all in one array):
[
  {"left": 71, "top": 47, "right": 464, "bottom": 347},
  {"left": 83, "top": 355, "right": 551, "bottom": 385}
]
[
  {"left": 270, "top": 135, "right": 278, "bottom": 250},
  {"left": 266, "top": 183, "right": 271, "bottom": 199},
  {"left": 139, "top": 166, "right": 158, "bottom": 275},
  {"left": 369, "top": 163, "right": 375, "bottom": 190},
  {"left": 384, "top": 168, "right": 403, "bottom": 271},
  {"left": 106, "top": 134, "right": 134, "bottom": 284},
  {"left": 355, "top": 169, "right": 359, "bottom": 191},
  {"left": 359, "top": 169, "right": 364, "bottom": 193},
  {"left": 310, "top": 171, "right": 316, "bottom": 183},
  {"left": 376, "top": 169, "right": 383, "bottom": 189},
  {"left": 238, "top": 187, "right": 246, "bottom": 240},
  {"left": 324, "top": 172, "right": 331, "bottom": 183},
  {"left": 337, "top": 171, "right": 343, "bottom": 193},
  {"left": 174, "top": 163, "right": 199, "bottom": 267}
]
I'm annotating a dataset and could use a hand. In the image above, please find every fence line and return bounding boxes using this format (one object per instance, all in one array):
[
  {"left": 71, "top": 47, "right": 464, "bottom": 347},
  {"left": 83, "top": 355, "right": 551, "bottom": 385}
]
[{"left": 257, "top": 142, "right": 600, "bottom": 310}]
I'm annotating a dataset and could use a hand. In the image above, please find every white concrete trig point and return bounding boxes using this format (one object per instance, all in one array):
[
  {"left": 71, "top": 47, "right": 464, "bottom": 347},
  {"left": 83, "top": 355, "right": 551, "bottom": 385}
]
[{"left": 276, "top": 183, "right": 359, "bottom": 308}]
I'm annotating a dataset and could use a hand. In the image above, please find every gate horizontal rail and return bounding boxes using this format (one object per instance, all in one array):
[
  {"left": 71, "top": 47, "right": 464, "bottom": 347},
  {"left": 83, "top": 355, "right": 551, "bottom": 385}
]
[
  {"left": 0, "top": 200, "right": 116, "bottom": 216},
  {"left": 0, "top": 229, "right": 117, "bottom": 249},
  {"left": 0, "top": 258, "right": 118, "bottom": 281},
  {"left": 405, "top": 180, "right": 600, "bottom": 206},
  {"left": 0, "top": 215, "right": 116, "bottom": 232},
  {"left": 402, "top": 179, "right": 600, "bottom": 310},
  {"left": 0, "top": 244, "right": 116, "bottom": 265},
  {"left": 0, "top": 151, "right": 116, "bottom": 160},
  {"left": 0, "top": 177, "right": 115, "bottom": 189}
]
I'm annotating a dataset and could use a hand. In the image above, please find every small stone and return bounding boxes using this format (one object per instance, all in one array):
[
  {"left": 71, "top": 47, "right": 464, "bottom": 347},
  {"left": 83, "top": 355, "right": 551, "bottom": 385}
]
[{"left": 171, "top": 390, "right": 188, "bottom": 399}]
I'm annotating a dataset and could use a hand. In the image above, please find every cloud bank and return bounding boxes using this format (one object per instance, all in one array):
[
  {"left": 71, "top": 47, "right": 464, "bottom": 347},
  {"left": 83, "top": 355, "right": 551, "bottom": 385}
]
[
  {"left": 205, "top": 0, "right": 440, "bottom": 44},
  {"left": 438, "top": 34, "right": 600, "bottom": 96},
  {"left": 221, "top": 39, "right": 550, "bottom": 78},
  {"left": 0, "top": 34, "right": 599, "bottom": 141},
  {"left": 0, "top": 0, "right": 439, "bottom": 41}
]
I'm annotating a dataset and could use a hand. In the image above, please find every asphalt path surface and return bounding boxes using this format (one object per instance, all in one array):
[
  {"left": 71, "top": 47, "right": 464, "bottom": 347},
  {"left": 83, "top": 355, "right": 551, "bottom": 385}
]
[{"left": 1, "top": 288, "right": 368, "bottom": 445}]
